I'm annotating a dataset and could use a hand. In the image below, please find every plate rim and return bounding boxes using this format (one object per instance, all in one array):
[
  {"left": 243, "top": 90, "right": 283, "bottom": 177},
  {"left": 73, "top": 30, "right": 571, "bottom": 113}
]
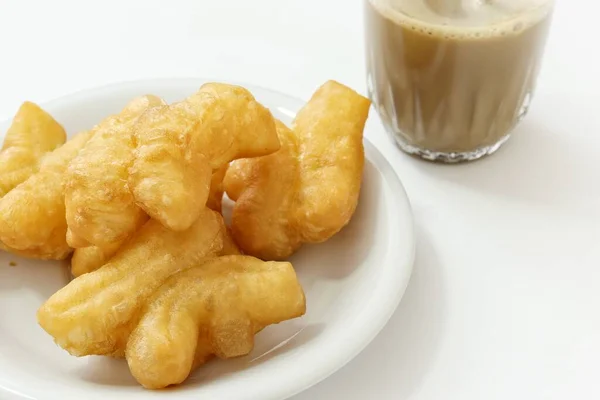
[{"left": 0, "top": 77, "right": 416, "bottom": 400}]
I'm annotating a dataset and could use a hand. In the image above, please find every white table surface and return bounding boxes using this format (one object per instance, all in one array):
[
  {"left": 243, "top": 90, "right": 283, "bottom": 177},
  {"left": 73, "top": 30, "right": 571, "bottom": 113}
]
[{"left": 0, "top": 1, "right": 598, "bottom": 399}]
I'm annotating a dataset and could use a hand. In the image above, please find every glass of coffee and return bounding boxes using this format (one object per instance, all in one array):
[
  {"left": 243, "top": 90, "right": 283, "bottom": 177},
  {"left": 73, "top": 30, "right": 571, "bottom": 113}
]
[{"left": 365, "top": 0, "right": 555, "bottom": 162}]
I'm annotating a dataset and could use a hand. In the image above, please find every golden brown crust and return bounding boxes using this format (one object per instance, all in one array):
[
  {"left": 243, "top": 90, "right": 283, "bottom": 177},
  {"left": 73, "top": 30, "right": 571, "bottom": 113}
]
[
  {"left": 129, "top": 83, "right": 279, "bottom": 231},
  {"left": 37, "top": 208, "right": 226, "bottom": 356},
  {"left": 125, "top": 255, "right": 306, "bottom": 389},
  {"left": 0, "top": 131, "right": 93, "bottom": 260},
  {"left": 64, "top": 95, "right": 164, "bottom": 249},
  {"left": 221, "top": 227, "right": 242, "bottom": 256},
  {"left": 293, "top": 80, "right": 370, "bottom": 242},
  {"left": 0, "top": 101, "right": 66, "bottom": 198},
  {"left": 70, "top": 242, "right": 118, "bottom": 278},
  {"left": 227, "top": 81, "right": 371, "bottom": 259},
  {"left": 223, "top": 158, "right": 255, "bottom": 202},
  {"left": 65, "top": 228, "right": 90, "bottom": 248},
  {"left": 230, "top": 120, "right": 302, "bottom": 260}
]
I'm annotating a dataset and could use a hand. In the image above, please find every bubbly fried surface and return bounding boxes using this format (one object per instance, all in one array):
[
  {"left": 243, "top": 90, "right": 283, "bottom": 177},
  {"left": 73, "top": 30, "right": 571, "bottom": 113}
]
[
  {"left": 292, "top": 80, "right": 370, "bottom": 242},
  {"left": 126, "top": 255, "right": 306, "bottom": 389},
  {"left": 190, "top": 84, "right": 280, "bottom": 167},
  {"left": 64, "top": 95, "right": 165, "bottom": 249},
  {"left": 0, "top": 131, "right": 93, "bottom": 260},
  {"left": 70, "top": 206, "right": 149, "bottom": 278},
  {"left": 223, "top": 159, "right": 253, "bottom": 202},
  {"left": 230, "top": 121, "right": 302, "bottom": 260},
  {"left": 130, "top": 105, "right": 212, "bottom": 232},
  {"left": 70, "top": 242, "right": 119, "bottom": 278},
  {"left": 206, "top": 165, "right": 228, "bottom": 213},
  {"left": 227, "top": 81, "right": 370, "bottom": 259},
  {"left": 37, "top": 208, "right": 225, "bottom": 357},
  {"left": 129, "top": 83, "right": 279, "bottom": 231},
  {"left": 221, "top": 227, "right": 241, "bottom": 256},
  {"left": 66, "top": 228, "right": 90, "bottom": 248},
  {"left": 0, "top": 102, "right": 66, "bottom": 198},
  {"left": 72, "top": 216, "right": 239, "bottom": 279}
]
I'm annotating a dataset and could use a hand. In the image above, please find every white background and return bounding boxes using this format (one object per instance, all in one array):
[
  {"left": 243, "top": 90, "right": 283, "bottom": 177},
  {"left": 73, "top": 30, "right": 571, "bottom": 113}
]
[{"left": 0, "top": 0, "right": 598, "bottom": 399}]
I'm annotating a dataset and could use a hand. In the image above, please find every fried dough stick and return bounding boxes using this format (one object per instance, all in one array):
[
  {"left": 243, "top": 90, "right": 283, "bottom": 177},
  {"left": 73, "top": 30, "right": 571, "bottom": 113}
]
[
  {"left": 0, "top": 102, "right": 66, "bottom": 198},
  {"left": 71, "top": 244, "right": 119, "bottom": 278},
  {"left": 222, "top": 159, "right": 253, "bottom": 202},
  {"left": 126, "top": 255, "right": 306, "bottom": 389},
  {"left": 37, "top": 208, "right": 225, "bottom": 357},
  {"left": 227, "top": 81, "right": 370, "bottom": 260},
  {"left": 0, "top": 96, "right": 169, "bottom": 260},
  {"left": 71, "top": 170, "right": 237, "bottom": 278},
  {"left": 293, "top": 80, "right": 370, "bottom": 242},
  {"left": 0, "top": 131, "right": 93, "bottom": 259},
  {"left": 129, "top": 83, "right": 279, "bottom": 231},
  {"left": 230, "top": 121, "right": 302, "bottom": 260},
  {"left": 70, "top": 206, "right": 239, "bottom": 278},
  {"left": 64, "top": 95, "right": 165, "bottom": 249}
]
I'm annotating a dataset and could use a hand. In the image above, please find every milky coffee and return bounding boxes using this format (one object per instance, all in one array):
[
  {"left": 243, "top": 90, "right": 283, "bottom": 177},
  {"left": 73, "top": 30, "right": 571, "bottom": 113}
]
[{"left": 365, "top": 0, "right": 554, "bottom": 161}]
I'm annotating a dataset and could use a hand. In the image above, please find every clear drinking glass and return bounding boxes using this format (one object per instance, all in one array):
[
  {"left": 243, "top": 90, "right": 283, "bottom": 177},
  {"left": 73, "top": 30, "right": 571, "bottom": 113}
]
[{"left": 364, "top": 0, "right": 555, "bottom": 162}]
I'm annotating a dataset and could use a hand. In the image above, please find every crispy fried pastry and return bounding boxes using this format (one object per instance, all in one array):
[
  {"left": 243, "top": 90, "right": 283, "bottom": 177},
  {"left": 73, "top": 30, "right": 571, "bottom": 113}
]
[
  {"left": 230, "top": 120, "right": 302, "bottom": 260},
  {"left": 70, "top": 242, "right": 119, "bottom": 278},
  {"left": 292, "top": 80, "right": 370, "bottom": 242},
  {"left": 66, "top": 229, "right": 90, "bottom": 248},
  {"left": 126, "top": 255, "right": 306, "bottom": 389},
  {"left": 64, "top": 95, "right": 165, "bottom": 249},
  {"left": 129, "top": 83, "right": 279, "bottom": 231},
  {"left": 37, "top": 208, "right": 225, "bottom": 357},
  {"left": 72, "top": 209, "right": 239, "bottom": 280},
  {"left": 223, "top": 158, "right": 253, "bottom": 202},
  {"left": 0, "top": 131, "right": 93, "bottom": 259},
  {"left": 227, "top": 81, "right": 370, "bottom": 259},
  {"left": 0, "top": 102, "right": 66, "bottom": 198},
  {"left": 221, "top": 227, "right": 241, "bottom": 256}
]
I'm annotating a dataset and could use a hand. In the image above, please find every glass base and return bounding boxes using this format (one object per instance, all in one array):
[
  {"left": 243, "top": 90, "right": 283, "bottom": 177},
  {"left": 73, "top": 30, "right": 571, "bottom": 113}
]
[
  {"left": 390, "top": 133, "right": 511, "bottom": 163},
  {"left": 366, "top": 72, "right": 524, "bottom": 164}
]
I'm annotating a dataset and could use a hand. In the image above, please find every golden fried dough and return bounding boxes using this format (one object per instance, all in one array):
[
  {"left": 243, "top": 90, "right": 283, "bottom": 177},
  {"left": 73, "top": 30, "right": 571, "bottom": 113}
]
[
  {"left": 221, "top": 227, "right": 241, "bottom": 256},
  {"left": 0, "top": 240, "right": 53, "bottom": 259},
  {"left": 71, "top": 242, "right": 119, "bottom": 278},
  {"left": 223, "top": 158, "right": 253, "bottom": 202},
  {"left": 129, "top": 83, "right": 279, "bottom": 231},
  {"left": 293, "top": 80, "right": 370, "bottom": 242},
  {"left": 66, "top": 229, "right": 90, "bottom": 248},
  {"left": 206, "top": 165, "right": 228, "bottom": 213},
  {"left": 231, "top": 121, "right": 302, "bottom": 260},
  {"left": 131, "top": 108, "right": 211, "bottom": 233},
  {"left": 70, "top": 203, "right": 150, "bottom": 277},
  {"left": 190, "top": 84, "right": 280, "bottom": 167},
  {"left": 126, "top": 255, "right": 306, "bottom": 389},
  {"left": 72, "top": 211, "right": 238, "bottom": 278},
  {"left": 0, "top": 131, "right": 93, "bottom": 260},
  {"left": 37, "top": 208, "right": 225, "bottom": 357},
  {"left": 64, "top": 95, "right": 165, "bottom": 249},
  {"left": 0, "top": 102, "right": 66, "bottom": 198},
  {"left": 228, "top": 81, "right": 370, "bottom": 259}
]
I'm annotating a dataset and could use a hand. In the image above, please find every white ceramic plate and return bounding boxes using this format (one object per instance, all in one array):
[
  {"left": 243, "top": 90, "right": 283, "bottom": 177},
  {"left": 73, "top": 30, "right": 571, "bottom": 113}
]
[{"left": 0, "top": 78, "right": 415, "bottom": 400}]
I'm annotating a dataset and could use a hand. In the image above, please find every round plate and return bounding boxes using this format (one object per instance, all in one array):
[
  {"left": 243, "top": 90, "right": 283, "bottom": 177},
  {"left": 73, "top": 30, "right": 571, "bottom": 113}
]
[{"left": 0, "top": 78, "right": 415, "bottom": 400}]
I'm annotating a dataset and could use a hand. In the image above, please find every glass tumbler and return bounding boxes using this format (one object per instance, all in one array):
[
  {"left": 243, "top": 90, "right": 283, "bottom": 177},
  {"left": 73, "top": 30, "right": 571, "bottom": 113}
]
[{"left": 364, "top": 0, "right": 555, "bottom": 162}]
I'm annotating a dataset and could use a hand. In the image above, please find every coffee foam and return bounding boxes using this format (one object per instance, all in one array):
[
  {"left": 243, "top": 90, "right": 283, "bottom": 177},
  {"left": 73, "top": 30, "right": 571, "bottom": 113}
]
[{"left": 369, "top": 0, "right": 553, "bottom": 40}]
